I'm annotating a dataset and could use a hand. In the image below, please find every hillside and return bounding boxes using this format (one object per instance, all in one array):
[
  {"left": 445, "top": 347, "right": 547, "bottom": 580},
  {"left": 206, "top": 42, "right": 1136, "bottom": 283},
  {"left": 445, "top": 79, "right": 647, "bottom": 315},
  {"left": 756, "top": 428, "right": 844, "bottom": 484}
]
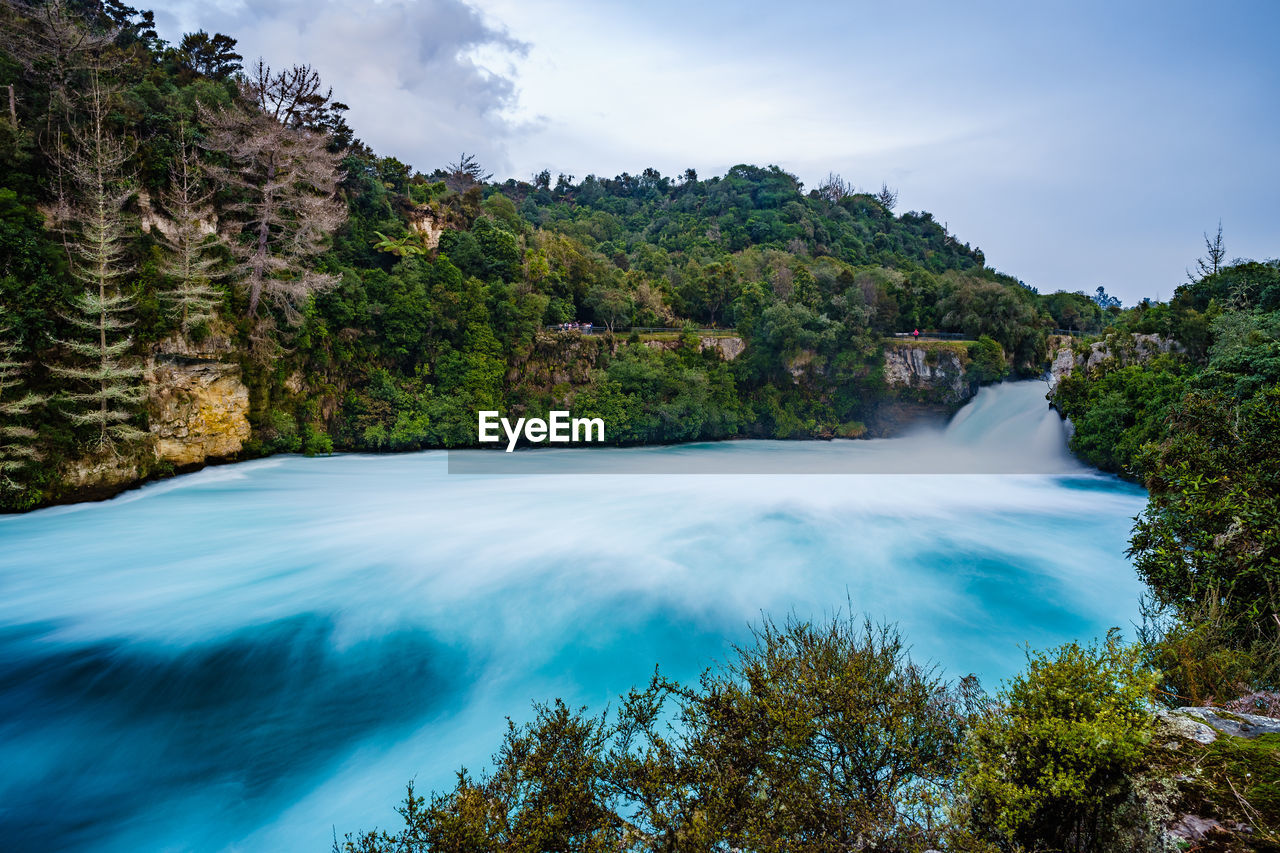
[{"left": 1, "top": 1, "right": 1116, "bottom": 509}]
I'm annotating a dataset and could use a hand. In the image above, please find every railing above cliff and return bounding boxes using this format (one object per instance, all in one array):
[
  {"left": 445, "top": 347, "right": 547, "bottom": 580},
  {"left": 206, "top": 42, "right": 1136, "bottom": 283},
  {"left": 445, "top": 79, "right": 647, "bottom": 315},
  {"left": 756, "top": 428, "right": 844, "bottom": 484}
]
[
  {"left": 890, "top": 329, "right": 1090, "bottom": 341},
  {"left": 544, "top": 325, "right": 739, "bottom": 336},
  {"left": 890, "top": 331, "right": 967, "bottom": 341}
]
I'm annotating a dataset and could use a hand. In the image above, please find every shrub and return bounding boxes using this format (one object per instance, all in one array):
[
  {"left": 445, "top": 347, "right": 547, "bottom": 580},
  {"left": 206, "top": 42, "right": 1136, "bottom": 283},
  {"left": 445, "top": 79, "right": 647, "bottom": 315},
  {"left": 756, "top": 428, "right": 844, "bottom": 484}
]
[
  {"left": 340, "top": 614, "right": 981, "bottom": 852},
  {"left": 958, "top": 630, "right": 1156, "bottom": 852},
  {"left": 302, "top": 424, "right": 334, "bottom": 456},
  {"left": 967, "top": 334, "right": 1009, "bottom": 383},
  {"left": 1140, "top": 592, "right": 1280, "bottom": 707}
]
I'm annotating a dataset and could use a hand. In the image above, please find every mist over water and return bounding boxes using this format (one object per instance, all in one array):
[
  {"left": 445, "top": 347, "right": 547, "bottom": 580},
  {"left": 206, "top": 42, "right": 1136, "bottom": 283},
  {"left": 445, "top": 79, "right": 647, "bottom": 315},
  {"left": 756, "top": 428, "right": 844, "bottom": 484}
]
[{"left": 0, "top": 382, "right": 1147, "bottom": 852}]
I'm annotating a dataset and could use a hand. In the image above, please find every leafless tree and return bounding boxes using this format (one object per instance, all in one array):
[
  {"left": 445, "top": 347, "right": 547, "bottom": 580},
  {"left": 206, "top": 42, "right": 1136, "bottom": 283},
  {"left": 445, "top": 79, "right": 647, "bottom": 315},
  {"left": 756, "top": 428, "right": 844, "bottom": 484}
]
[
  {"left": 446, "top": 152, "right": 491, "bottom": 191},
  {"left": 876, "top": 183, "right": 898, "bottom": 212},
  {"left": 157, "top": 129, "right": 222, "bottom": 334},
  {"left": 0, "top": 310, "right": 47, "bottom": 493},
  {"left": 817, "top": 172, "right": 854, "bottom": 204},
  {"left": 1190, "top": 220, "right": 1226, "bottom": 281},
  {"left": 49, "top": 73, "right": 145, "bottom": 453},
  {"left": 243, "top": 59, "right": 335, "bottom": 129},
  {"left": 1, "top": 0, "right": 117, "bottom": 120},
  {"left": 201, "top": 77, "right": 347, "bottom": 327}
]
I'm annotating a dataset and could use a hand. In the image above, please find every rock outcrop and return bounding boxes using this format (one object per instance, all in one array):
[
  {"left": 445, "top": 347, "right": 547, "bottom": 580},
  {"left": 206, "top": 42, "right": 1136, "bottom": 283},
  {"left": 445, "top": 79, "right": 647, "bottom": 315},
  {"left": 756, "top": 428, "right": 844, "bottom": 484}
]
[
  {"left": 882, "top": 343, "right": 971, "bottom": 404},
  {"left": 642, "top": 334, "right": 745, "bottom": 361},
  {"left": 408, "top": 210, "right": 445, "bottom": 249},
  {"left": 1048, "top": 333, "right": 1183, "bottom": 386},
  {"left": 55, "top": 329, "right": 252, "bottom": 500},
  {"left": 147, "top": 331, "right": 251, "bottom": 467},
  {"left": 1158, "top": 706, "right": 1280, "bottom": 743},
  {"left": 1149, "top": 706, "right": 1280, "bottom": 850},
  {"left": 864, "top": 342, "right": 978, "bottom": 437},
  {"left": 701, "top": 335, "right": 744, "bottom": 361}
]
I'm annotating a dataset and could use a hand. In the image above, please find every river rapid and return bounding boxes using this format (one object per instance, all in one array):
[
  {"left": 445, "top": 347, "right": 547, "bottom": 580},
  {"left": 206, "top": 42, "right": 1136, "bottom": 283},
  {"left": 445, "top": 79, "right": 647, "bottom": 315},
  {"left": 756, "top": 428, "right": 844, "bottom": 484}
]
[{"left": 0, "top": 381, "right": 1148, "bottom": 851}]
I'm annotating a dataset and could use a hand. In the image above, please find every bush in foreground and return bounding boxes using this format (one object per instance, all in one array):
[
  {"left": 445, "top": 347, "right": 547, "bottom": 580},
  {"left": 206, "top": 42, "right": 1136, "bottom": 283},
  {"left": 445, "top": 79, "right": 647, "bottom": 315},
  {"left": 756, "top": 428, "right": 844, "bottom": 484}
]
[
  {"left": 338, "top": 614, "right": 979, "bottom": 852},
  {"left": 956, "top": 630, "right": 1157, "bottom": 853}
]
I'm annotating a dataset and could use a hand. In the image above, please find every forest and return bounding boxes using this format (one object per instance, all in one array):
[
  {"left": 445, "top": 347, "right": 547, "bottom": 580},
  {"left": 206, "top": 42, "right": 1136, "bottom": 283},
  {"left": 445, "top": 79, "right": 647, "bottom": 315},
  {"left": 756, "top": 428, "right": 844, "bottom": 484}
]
[
  {"left": 0, "top": 0, "right": 1120, "bottom": 510},
  {"left": 1, "top": 3, "right": 1278, "bottom": 851}
]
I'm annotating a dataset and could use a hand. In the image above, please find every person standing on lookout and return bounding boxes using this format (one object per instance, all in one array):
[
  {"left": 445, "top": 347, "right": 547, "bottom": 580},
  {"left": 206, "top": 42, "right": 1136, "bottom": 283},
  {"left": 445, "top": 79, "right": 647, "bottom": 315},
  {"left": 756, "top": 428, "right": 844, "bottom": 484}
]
[{"left": 913, "top": 328, "right": 920, "bottom": 339}]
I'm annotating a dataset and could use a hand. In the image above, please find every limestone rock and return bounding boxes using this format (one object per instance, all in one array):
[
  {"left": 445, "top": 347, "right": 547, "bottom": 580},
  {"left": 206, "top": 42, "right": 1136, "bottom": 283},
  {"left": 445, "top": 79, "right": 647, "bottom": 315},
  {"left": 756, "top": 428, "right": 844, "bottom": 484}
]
[
  {"left": 148, "top": 357, "right": 251, "bottom": 467},
  {"left": 1047, "top": 333, "right": 1183, "bottom": 386},
  {"left": 700, "top": 336, "right": 744, "bottom": 361},
  {"left": 408, "top": 210, "right": 445, "bottom": 249},
  {"left": 1171, "top": 706, "right": 1280, "bottom": 739},
  {"left": 639, "top": 335, "right": 745, "bottom": 362},
  {"left": 146, "top": 330, "right": 251, "bottom": 468},
  {"left": 60, "top": 452, "right": 141, "bottom": 495},
  {"left": 882, "top": 345, "right": 970, "bottom": 404},
  {"left": 1155, "top": 708, "right": 1219, "bottom": 745}
]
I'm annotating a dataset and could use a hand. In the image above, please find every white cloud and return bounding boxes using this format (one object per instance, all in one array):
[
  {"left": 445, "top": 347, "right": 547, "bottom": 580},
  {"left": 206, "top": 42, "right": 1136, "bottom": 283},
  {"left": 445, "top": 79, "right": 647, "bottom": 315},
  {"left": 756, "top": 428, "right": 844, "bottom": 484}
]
[{"left": 153, "top": 0, "right": 528, "bottom": 176}]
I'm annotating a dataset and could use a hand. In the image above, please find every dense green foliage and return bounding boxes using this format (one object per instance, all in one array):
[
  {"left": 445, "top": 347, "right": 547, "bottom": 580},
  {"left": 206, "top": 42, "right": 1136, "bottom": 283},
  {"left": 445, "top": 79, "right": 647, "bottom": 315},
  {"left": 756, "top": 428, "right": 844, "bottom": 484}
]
[
  {"left": 959, "top": 631, "right": 1156, "bottom": 853},
  {"left": 0, "top": 0, "right": 1132, "bottom": 512},
  {"left": 342, "top": 616, "right": 1280, "bottom": 853},
  {"left": 1051, "top": 259, "right": 1280, "bottom": 700},
  {"left": 340, "top": 614, "right": 982, "bottom": 853}
]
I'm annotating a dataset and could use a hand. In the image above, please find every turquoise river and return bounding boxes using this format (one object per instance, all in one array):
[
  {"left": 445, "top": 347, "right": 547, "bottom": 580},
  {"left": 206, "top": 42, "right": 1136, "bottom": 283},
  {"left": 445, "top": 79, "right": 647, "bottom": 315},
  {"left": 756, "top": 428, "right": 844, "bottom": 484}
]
[{"left": 0, "top": 381, "right": 1148, "bottom": 851}]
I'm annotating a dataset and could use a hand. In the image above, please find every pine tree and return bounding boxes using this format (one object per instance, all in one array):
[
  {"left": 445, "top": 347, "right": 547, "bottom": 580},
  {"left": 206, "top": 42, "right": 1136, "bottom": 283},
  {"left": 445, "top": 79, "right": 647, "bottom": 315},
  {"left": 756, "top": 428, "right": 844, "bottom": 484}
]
[
  {"left": 158, "top": 130, "right": 222, "bottom": 334},
  {"left": 50, "top": 74, "right": 145, "bottom": 452},
  {"left": 0, "top": 313, "right": 46, "bottom": 494}
]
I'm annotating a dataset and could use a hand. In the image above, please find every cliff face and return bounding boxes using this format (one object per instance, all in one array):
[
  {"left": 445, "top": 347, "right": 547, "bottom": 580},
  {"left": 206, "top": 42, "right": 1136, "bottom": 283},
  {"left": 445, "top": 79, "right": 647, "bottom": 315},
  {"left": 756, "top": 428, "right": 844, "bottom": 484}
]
[
  {"left": 149, "top": 364, "right": 250, "bottom": 467},
  {"left": 881, "top": 343, "right": 972, "bottom": 404},
  {"left": 57, "top": 330, "right": 252, "bottom": 500},
  {"left": 1048, "top": 333, "right": 1183, "bottom": 386},
  {"left": 509, "top": 331, "right": 609, "bottom": 392},
  {"left": 1148, "top": 706, "right": 1280, "bottom": 850},
  {"left": 147, "top": 331, "right": 252, "bottom": 467},
  {"left": 642, "top": 334, "right": 745, "bottom": 361},
  {"left": 865, "top": 341, "right": 978, "bottom": 437}
]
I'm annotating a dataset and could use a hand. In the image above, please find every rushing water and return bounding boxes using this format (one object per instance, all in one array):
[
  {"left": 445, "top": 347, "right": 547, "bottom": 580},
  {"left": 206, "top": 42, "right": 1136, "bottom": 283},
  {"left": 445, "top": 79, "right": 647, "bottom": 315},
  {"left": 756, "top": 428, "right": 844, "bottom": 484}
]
[{"left": 0, "top": 381, "right": 1147, "bottom": 852}]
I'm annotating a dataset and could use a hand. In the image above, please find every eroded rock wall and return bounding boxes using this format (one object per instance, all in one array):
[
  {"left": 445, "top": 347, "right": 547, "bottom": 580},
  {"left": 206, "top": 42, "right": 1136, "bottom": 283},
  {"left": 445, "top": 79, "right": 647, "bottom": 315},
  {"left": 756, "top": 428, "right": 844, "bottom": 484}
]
[
  {"left": 882, "top": 343, "right": 971, "bottom": 404},
  {"left": 56, "top": 329, "right": 252, "bottom": 500},
  {"left": 1048, "top": 333, "right": 1183, "bottom": 385}
]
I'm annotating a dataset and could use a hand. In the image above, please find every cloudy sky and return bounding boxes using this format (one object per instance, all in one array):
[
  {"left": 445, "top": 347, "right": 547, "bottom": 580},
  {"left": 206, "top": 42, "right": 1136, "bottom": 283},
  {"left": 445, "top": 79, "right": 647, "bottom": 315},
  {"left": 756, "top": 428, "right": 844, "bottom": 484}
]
[{"left": 153, "top": 0, "right": 1279, "bottom": 304}]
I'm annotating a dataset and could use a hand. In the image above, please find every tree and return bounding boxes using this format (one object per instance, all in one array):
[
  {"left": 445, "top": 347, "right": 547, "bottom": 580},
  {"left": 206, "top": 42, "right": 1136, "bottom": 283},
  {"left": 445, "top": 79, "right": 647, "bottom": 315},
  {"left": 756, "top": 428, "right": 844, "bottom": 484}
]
[
  {"left": 585, "top": 284, "right": 632, "bottom": 332},
  {"left": 49, "top": 73, "right": 145, "bottom": 452},
  {"left": 243, "top": 59, "right": 335, "bottom": 130},
  {"left": 341, "top": 614, "right": 979, "bottom": 852},
  {"left": 340, "top": 701, "right": 623, "bottom": 853},
  {"left": 1130, "top": 385, "right": 1280, "bottom": 645},
  {"left": 371, "top": 230, "right": 426, "bottom": 258},
  {"left": 446, "top": 152, "right": 491, "bottom": 191},
  {"left": 648, "top": 616, "right": 978, "bottom": 852},
  {"left": 1092, "top": 285, "right": 1121, "bottom": 310},
  {"left": 876, "top": 182, "right": 899, "bottom": 212},
  {"left": 176, "top": 30, "right": 242, "bottom": 79},
  {"left": 1190, "top": 220, "right": 1226, "bottom": 281},
  {"left": 201, "top": 73, "right": 347, "bottom": 326},
  {"left": 157, "top": 131, "right": 222, "bottom": 334},
  {"left": 817, "top": 172, "right": 854, "bottom": 204},
  {"left": 0, "top": 311, "right": 46, "bottom": 493},
  {"left": 1, "top": 0, "right": 116, "bottom": 127},
  {"left": 967, "top": 334, "right": 1008, "bottom": 383}
]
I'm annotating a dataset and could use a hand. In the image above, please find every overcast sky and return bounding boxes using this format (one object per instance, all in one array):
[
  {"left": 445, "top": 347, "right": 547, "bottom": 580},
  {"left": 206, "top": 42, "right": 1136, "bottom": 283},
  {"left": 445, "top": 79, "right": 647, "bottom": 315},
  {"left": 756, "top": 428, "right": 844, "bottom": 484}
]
[{"left": 153, "top": 0, "right": 1279, "bottom": 305}]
